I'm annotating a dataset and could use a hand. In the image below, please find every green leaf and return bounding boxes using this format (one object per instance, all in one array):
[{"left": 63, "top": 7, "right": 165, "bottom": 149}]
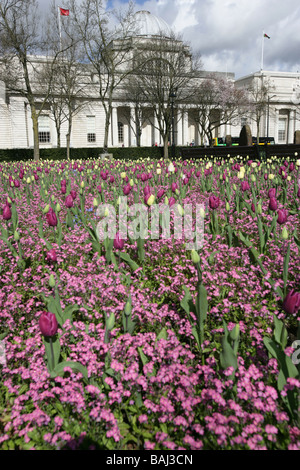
[
  {"left": 263, "top": 337, "right": 299, "bottom": 390},
  {"left": 195, "top": 283, "right": 208, "bottom": 326},
  {"left": 63, "top": 304, "right": 79, "bottom": 324},
  {"left": 156, "top": 327, "right": 167, "bottom": 341},
  {"left": 273, "top": 314, "right": 288, "bottom": 349},
  {"left": 137, "top": 347, "right": 149, "bottom": 366},
  {"left": 50, "top": 360, "right": 88, "bottom": 380},
  {"left": 119, "top": 252, "right": 140, "bottom": 271},
  {"left": 283, "top": 242, "right": 291, "bottom": 296},
  {"left": 180, "top": 286, "right": 196, "bottom": 321},
  {"left": 220, "top": 336, "right": 238, "bottom": 372}
]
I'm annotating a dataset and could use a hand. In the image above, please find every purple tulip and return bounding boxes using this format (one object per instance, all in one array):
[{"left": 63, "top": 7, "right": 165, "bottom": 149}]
[
  {"left": 251, "top": 202, "right": 255, "bottom": 213},
  {"left": 268, "top": 188, "right": 276, "bottom": 198},
  {"left": 264, "top": 174, "right": 268, "bottom": 181},
  {"left": 46, "top": 248, "right": 57, "bottom": 264},
  {"left": 241, "top": 181, "right": 250, "bottom": 191},
  {"left": 209, "top": 195, "right": 220, "bottom": 210},
  {"left": 3, "top": 204, "right": 12, "bottom": 221},
  {"left": 65, "top": 195, "right": 74, "bottom": 208},
  {"left": 168, "top": 197, "right": 176, "bottom": 207},
  {"left": 39, "top": 311, "right": 58, "bottom": 337},
  {"left": 183, "top": 177, "right": 189, "bottom": 185},
  {"left": 157, "top": 189, "right": 164, "bottom": 199},
  {"left": 171, "top": 182, "right": 178, "bottom": 193},
  {"left": 113, "top": 232, "right": 125, "bottom": 250},
  {"left": 14, "top": 179, "right": 20, "bottom": 188},
  {"left": 123, "top": 184, "right": 131, "bottom": 196},
  {"left": 61, "top": 185, "right": 66, "bottom": 194},
  {"left": 282, "top": 290, "right": 300, "bottom": 315},
  {"left": 268, "top": 197, "right": 278, "bottom": 211},
  {"left": 289, "top": 163, "right": 295, "bottom": 172},
  {"left": 277, "top": 209, "right": 288, "bottom": 225},
  {"left": 97, "top": 185, "right": 102, "bottom": 194},
  {"left": 297, "top": 187, "right": 300, "bottom": 198},
  {"left": 144, "top": 185, "right": 151, "bottom": 196},
  {"left": 46, "top": 208, "right": 58, "bottom": 227},
  {"left": 70, "top": 190, "right": 77, "bottom": 200}
]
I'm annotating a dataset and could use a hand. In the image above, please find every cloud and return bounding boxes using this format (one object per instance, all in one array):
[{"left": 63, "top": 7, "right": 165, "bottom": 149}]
[{"left": 37, "top": 0, "right": 300, "bottom": 78}]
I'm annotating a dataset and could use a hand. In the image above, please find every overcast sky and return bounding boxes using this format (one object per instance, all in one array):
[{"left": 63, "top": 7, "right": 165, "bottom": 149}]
[{"left": 39, "top": 0, "right": 300, "bottom": 79}]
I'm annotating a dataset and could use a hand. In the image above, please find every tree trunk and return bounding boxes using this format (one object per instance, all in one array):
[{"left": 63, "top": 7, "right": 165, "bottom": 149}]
[
  {"left": 163, "top": 136, "right": 169, "bottom": 159},
  {"left": 135, "top": 107, "right": 141, "bottom": 147},
  {"left": 103, "top": 105, "right": 112, "bottom": 152},
  {"left": 66, "top": 114, "right": 72, "bottom": 160},
  {"left": 57, "top": 129, "right": 61, "bottom": 148},
  {"left": 31, "top": 108, "right": 40, "bottom": 161},
  {"left": 257, "top": 118, "right": 260, "bottom": 145}
]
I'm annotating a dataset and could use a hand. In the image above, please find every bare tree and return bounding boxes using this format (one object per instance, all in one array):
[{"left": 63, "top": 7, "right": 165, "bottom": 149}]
[
  {"left": 68, "top": 0, "right": 138, "bottom": 152},
  {"left": 0, "top": 0, "right": 62, "bottom": 160},
  {"left": 40, "top": 4, "right": 90, "bottom": 159},
  {"left": 132, "top": 32, "right": 201, "bottom": 158},
  {"left": 245, "top": 76, "right": 275, "bottom": 144},
  {"left": 190, "top": 74, "right": 247, "bottom": 144},
  {"left": 117, "top": 76, "right": 153, "bottom": 147}
]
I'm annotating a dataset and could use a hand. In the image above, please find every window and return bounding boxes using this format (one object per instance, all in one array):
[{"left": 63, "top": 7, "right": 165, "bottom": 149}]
[
  {"left": 38, "top": 115, "right": 50, "bottom": 143},
  {"left": 278, "top": 118, "right": 287, "bottom": 142},
  {"left": 118, "top": 122, "right": 124, "bottom": 144},
  {"left": 87, "top": 115, "right": 96, "bottom": 143}
]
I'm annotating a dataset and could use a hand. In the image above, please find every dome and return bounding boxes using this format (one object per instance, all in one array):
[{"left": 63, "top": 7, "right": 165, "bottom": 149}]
[{"left": 131, "top": 10, "right": 173, "bottom": 38}]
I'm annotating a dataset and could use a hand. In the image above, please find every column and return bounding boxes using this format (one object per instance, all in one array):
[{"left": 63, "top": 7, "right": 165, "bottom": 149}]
[
  {"left": 274, "top": 109, "right": 279, "bottom": 144},
  {"left": 177, "top": 108, "right": 183, "bottom": 145},
  {"left": 130, "top": 107, "right": 136, "bottom": 147},
  {"left": 107, "top": 110, "right": 113, "bottom": 148},
  {"left": 112, "top": 106, "right": 118, "bottom": 147},
  {"left": 183, "top": 110, "right": 189, "bottom": 146},
  {"left": 288, "top": 110, "right": 295, "bottom": 143}
]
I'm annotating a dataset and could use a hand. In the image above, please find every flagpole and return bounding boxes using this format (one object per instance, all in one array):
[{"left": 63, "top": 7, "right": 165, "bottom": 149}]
[
  {"left": 58, "top": 6, "right": 62, "bottom": 50},
  {"left": 261, "top": 30, "right": 264, "bottom": 72}
]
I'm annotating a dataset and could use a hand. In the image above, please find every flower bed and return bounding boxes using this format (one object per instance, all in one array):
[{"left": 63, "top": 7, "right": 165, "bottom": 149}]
[{"left": 0, "top": 155, "right": 299, "bottom": 450}]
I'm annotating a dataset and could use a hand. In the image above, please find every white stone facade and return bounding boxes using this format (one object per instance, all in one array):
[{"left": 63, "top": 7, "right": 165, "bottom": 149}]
[{"left": 1, "top": 11, "right": 300, "bottom": 150}]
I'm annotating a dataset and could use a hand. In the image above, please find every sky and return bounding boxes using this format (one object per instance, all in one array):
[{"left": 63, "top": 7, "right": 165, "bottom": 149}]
[{"left": 39, "top": 0, "right": 300, "bottom": 79}]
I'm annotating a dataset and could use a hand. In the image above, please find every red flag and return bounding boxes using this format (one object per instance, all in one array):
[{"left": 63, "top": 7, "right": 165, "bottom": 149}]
[
  {"left": 264, "top": 33, "right": 270, "bottom": 39},
  {"left": 59, "top": 7, "right": 69, "bottom": 16}
]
